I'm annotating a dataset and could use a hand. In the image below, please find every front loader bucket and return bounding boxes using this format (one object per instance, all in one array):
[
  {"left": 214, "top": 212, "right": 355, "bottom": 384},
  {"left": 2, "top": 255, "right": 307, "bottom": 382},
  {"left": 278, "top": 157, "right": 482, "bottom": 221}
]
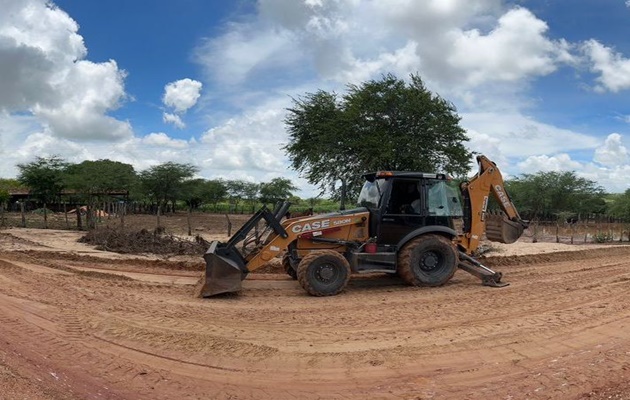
[
  {"left": 197, "top": 241, "right": 248, "bottom": 297},
  {"left": 485, "top": 212, "right": 525, "bottom": 244}
]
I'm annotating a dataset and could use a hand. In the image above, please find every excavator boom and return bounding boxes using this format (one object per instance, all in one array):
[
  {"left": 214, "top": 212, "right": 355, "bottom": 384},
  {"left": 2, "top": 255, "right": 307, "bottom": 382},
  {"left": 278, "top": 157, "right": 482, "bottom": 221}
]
[{"left": 459, "top": 155, "right": 528, "bottom": 254}]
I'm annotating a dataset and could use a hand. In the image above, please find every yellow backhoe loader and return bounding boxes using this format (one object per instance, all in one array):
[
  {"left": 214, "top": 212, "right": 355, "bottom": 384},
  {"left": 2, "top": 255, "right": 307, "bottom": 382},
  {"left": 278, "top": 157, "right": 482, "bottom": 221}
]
[{"left": 198, "top": 155, "right": 528, "bottom": 297}]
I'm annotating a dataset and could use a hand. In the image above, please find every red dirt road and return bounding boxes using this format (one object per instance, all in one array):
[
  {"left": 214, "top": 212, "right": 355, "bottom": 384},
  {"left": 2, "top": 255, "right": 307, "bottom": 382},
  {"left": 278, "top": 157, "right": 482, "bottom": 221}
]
[{"left": 0, "top": 230, "right": 629, "bottom": 399}]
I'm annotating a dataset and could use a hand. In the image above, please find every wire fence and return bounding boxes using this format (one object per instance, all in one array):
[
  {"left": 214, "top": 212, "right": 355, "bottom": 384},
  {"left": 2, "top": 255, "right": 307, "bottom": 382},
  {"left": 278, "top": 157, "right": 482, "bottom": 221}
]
[{"left": 524, "top": 220, "right": 630, "bottom": 244}]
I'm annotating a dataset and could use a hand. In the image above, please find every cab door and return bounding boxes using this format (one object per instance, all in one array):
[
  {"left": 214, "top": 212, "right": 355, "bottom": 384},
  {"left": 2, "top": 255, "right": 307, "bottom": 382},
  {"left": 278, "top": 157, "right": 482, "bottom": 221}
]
[{"left": 377, "top": 178, "right": 426, "bottom": 245}]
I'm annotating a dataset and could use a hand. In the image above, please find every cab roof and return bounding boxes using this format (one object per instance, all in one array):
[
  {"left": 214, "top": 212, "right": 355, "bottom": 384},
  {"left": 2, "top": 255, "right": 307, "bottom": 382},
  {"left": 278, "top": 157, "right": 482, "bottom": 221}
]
[{"left": 363, "top": 171, "right": 450, "bottom": 182}]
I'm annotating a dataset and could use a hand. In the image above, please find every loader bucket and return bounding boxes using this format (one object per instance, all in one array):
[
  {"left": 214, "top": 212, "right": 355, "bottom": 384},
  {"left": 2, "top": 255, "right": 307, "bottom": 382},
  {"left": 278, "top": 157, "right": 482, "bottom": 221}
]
[
  {"left": 197, "top": 241, "right": 248, "bottom": 297},
  {"left": 485, "top": 213, "right": 525, "bottom": 244}
]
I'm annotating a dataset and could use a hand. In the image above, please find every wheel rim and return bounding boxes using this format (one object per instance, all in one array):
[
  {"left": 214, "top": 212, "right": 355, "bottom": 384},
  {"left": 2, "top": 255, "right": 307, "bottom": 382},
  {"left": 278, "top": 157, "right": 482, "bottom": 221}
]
[
  {"left": 315, "top": 263, "right": 336, "bottom": 283},
  {"left": 419, "top": 251, "right": 441, "bottom": 272}
]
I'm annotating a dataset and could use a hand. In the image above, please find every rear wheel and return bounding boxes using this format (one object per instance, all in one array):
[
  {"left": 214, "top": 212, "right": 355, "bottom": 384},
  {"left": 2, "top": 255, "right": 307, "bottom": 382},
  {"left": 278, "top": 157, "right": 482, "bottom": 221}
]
[
  {"left": 282, "top": 253, "right": 298, "bottom": 280},
  {"left": 297, "top": 250, "right": 351, "bottom": 296},
  {"left": 398, "top": 235, "right": 457, "bottom": 287}
]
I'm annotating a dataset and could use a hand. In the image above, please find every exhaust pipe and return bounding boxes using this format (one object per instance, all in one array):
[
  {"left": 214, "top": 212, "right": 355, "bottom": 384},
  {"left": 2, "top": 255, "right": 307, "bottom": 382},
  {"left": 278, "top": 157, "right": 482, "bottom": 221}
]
[{"left": 197, "top": 241, "right": 248, "bottom": 297}]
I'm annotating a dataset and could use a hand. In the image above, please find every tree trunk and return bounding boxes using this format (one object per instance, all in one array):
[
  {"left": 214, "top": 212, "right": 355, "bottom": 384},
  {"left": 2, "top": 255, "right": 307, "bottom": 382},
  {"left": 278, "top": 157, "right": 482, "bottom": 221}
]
[
  {"left": 43, "top": 202, "right": 48, "bottom": 229},
  {"left": 187, "top": 205, "right": 192, "bottom": 236},
  {"left": 76, "top": 206, "right": 83, "bottom": 231},
  {"left": 225, "top": 214, "right": 232, "bottom": 236},
  {"left": 156, "top": 202, "right": 162, "bottom": 230},
  {"left": 20, "top": 201, "right": 26, "bottom": 227}
]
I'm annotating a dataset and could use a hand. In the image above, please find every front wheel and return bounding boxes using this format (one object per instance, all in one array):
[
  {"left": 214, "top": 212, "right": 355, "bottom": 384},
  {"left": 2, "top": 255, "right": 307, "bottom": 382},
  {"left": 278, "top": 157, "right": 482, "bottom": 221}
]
[
  {"left": 297, "top": 250, "right": 351, "bottom": 296},
  {"left": 398, "top": 235, "right": 458, "bottom": 287}
]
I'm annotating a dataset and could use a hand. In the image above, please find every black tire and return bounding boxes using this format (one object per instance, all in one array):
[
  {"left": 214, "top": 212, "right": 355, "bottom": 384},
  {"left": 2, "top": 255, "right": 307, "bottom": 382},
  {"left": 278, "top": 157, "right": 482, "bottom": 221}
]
[
  {"left": 282, "top": 253, "right": 298, "bottom": 280},
  {"left": 297, "top": 250, "right": 351, "bottom": 296},
  {"left": 398, "top": 235, "right": 458, "bottom": 287}
]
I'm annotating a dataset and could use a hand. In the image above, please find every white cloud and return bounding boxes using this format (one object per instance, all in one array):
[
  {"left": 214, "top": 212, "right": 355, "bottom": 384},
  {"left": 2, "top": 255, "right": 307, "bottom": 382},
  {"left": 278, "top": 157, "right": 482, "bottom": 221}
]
[
  {"left": 448, "top": 8, "right": 567, "bottom": 86},
  {"left": 195, "top": 23, "right": 301, "bottom": 87},
  {"left": 517, "top": 153, "right": 582, "bottom": 173},
  {"left": 0, "top": 0, "right": 131, "bottom": 141},
  {"left": 162, "top": 78, "right": 203, "bottom": 113},
  {"left": 4, "top": 0, "right": 630, "bottom": 199},
  {"left": 509, "top": 134, "right": 630, "bottom": 193},
  {"left": 196, "top": 1, "right": 573, "bottom": 91},
  {"left": 199, "top": 98, "right": 289, "bottom": 173},
  {"left": 581, "top": 39, "right": 630, "bottom": 92},
  {"left": 141, "top": 132, "right": 189, "bottom": 149},
  {"left": 188, "top": 0, "right": 630, "bottom": 196},
  {"left": 462, "top": 112, "right": 600, "bottom": 158},
  {"left": 594, "top": 133, "right": 629, "bottom": 166},
  {"left": 163, "top": 112, "right": 185, "bottom": 129}
]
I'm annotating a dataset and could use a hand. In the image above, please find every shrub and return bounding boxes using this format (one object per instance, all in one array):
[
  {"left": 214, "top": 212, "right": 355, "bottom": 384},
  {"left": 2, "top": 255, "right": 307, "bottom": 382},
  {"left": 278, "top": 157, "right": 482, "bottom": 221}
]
[{"left": 592, "top": 232, "right": 613, "bottom": 243}]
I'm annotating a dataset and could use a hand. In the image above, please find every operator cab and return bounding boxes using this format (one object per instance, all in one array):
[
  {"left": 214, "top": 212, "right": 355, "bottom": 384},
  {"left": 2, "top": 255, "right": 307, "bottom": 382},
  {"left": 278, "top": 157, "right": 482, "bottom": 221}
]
[{"left": 358, "top": 171, "right": 464, "bottom": 246}]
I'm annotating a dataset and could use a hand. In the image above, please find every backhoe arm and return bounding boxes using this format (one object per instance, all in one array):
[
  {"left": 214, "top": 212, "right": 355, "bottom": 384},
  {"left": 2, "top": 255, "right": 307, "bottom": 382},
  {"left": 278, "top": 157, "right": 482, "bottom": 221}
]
[{"left": 459, "top": 155, "right": 528, "bottom": 254}]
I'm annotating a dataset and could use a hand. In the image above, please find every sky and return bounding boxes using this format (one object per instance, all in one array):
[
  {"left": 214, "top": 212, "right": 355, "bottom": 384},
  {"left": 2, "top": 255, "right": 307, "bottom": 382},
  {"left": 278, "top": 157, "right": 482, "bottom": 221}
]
[{"left": 1, "top": 0, "right": 630, "bottom": 198}]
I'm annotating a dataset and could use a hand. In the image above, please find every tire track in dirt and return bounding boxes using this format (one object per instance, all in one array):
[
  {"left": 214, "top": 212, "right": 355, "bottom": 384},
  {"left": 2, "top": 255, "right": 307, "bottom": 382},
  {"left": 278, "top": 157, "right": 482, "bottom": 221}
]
[{"left": 1, "top": 245, "right": 630, "bottom": 398}]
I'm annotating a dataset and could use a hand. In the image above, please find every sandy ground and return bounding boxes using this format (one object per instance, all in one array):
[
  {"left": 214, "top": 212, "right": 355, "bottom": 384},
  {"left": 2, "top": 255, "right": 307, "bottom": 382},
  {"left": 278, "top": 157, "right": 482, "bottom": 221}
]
[{"left": 0, "top": 227, "right": 629, "bottom": 399}]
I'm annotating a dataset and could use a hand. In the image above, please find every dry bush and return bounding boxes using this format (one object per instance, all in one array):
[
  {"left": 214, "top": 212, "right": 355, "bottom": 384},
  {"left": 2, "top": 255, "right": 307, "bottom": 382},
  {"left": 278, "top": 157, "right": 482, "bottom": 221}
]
[{"left": 79, "top": 227, "right": 209, "bottom": 256}]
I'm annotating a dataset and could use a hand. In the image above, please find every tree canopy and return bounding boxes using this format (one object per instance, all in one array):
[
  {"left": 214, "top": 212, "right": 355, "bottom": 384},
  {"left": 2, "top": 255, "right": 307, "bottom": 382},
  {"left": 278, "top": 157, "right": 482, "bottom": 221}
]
[
  {"left": 65, "top": 159, "right": 137, "bottom": 197},
  {"left": 505, "top": 171, "right": 605, "bottom": 220},
  {"left": 17, "top": 156, "right": 68, "bottom": 204},
  {"left": 17, "top": 156, "right": 68, "bottom": 228},
  {"left": 138, "top": 162, "right": 198, "bottom": 206},
  {"left": 259, "top": 177, "right": 298, "bottom": 205},
  {"left": 284, "top": 73, "right": 472, "bottom": 197}
]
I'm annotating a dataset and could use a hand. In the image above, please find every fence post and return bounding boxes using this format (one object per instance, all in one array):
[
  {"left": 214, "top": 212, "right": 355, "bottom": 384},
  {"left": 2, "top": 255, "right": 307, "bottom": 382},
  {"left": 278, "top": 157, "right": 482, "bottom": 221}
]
[
  {"left": 20, "top": 201, "right": 26, "bottom": 228},
  {"left": 225, "top": 214, "right": 232, "bottom": 237},
  {"left": 583, "top": 220, "right": 587, "bottom": 243}
]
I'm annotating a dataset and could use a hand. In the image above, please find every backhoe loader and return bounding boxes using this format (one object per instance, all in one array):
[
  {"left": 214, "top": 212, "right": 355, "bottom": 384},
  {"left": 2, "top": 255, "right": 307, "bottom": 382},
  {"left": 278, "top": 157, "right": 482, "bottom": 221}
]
[{"left": 198, "top": 155, "right": 528, "bottom": 297}]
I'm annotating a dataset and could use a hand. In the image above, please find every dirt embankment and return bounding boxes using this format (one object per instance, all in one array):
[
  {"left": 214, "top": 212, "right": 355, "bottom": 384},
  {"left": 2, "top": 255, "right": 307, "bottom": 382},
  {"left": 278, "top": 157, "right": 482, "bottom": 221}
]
[{"left": 0, "top": 228, "right": 629, "bottom": 399}]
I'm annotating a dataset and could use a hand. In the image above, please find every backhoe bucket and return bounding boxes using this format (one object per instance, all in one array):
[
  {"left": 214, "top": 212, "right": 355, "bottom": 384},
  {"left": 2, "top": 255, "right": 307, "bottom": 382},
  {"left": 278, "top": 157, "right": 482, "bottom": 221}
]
[
  {"left": 485, "top": 212, "right": 525, "bottom": 244},
  {"left": 197, "top": 241, "right": 248, "bottom": 297}
]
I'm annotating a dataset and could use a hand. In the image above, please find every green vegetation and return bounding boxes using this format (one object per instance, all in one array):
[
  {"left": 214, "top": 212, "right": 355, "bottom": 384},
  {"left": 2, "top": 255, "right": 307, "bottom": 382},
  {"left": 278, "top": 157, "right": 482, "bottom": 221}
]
[
  {"left": 285, "top": 73, "right": 471, "bottom": 200},
  {"left": 3, "top": 156, "right": 327, "bottom": 229},
  {"left": 3, "top": 74, "right": 630, "bottom": 230},
  {"left": 17, "top": 156, "right": 68, "bottom": 229},
  {"left": 504, "top": 171, "right": 606, "bottom": 222}
]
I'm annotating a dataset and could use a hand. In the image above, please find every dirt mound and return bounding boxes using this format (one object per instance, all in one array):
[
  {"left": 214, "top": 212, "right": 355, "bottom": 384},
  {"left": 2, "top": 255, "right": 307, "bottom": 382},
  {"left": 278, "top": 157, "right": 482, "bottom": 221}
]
[
  {"left": 0, "top": 232, "right": 47, "bottom": 248},
  {"left": 78, "top": 227, "right": 208, "bottom": 256},
  {"left": 481, "top": 245, "right": 630, "bottom": 267}
]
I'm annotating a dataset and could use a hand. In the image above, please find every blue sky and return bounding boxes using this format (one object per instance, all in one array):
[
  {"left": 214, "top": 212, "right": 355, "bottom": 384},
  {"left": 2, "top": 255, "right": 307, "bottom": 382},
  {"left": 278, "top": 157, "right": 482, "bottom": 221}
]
[{"left": 1, "top": 0, "right": 630, "bottom": 197}]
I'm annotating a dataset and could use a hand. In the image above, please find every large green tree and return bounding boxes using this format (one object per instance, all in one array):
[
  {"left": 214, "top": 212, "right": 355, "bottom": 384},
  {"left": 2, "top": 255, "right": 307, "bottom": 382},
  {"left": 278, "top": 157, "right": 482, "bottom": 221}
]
[
  {"left": 0, "top": 179, "right": 22, "bottom": 220},
  {"left": 225, "top": 180, "right": 260, "bottom": 213},
  {"left": 139, "top": 162, "right": 198, "bottom": 228},
  {"left": 17, "top": 156, "right": 68, "bottom": 228},
  {"left": 259, "top": 177, "right": 297, "bottom": 205},
  {"left": 285, "top": 73, "right": 472, "bottom": 198},
  {"left": 606, "top": 189, "right": 630, "bottom": 221},
  {"left": 65, "top": 160, "right": 136, "bottom": 195},
  {"left": 65, "top": 159, "right": 137, "bottom": 228},
  {"left": 202, "top": 179, "right": 228, "bottom": 211}
]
